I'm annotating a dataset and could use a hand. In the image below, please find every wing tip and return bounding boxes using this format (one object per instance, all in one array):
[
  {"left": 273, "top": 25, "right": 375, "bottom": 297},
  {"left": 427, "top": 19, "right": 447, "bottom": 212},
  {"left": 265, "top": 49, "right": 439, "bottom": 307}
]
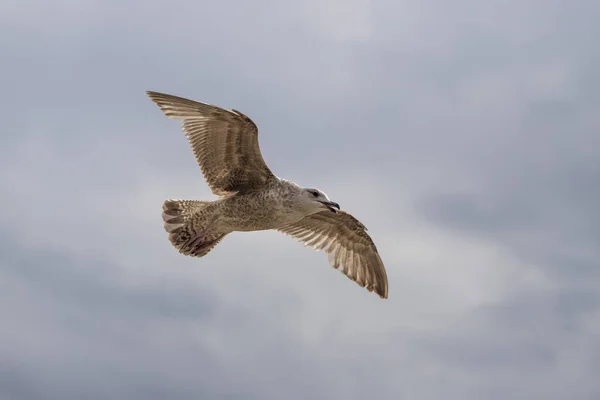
[
  {"left": 146, "top": 90, "right": 168, "bottom": 110},
  {"left": 146, "top": 90, "right": 162, "bottom": 101},
  {"left": 145, "top": 90, "right": 201, "bottom": 119},
  {"left": 347, "top": 271, "right": 388, "bottom": 299},
  {"left": 366, "top": 281, "right": 388, "bottom": 299}
]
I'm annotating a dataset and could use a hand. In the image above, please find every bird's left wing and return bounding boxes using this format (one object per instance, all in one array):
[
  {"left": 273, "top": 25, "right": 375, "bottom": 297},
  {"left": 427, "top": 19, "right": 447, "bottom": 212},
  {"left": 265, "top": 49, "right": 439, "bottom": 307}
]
[{"left": 277, "top": 210, "right": 388, "bottom": 299}]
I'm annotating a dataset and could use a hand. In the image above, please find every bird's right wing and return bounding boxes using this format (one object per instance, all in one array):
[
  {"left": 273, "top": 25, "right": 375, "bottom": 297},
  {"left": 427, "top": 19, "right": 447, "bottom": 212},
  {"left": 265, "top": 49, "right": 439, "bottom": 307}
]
[
  {"left": 147, "top": 91, "right": 276, "bottom": 196},
  {"left": 277, "top": 210, "right": 388, "bottom": 299}
]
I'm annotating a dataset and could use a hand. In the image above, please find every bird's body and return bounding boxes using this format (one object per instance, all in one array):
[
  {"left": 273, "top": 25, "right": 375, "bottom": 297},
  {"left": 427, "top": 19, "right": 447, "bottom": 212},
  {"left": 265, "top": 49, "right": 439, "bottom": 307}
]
[
  {"left": 147, "top": 91, "right": 389, "bottom": 298},
  {"left": 202, "top": 180, "right": 309, "bottom": 232}
]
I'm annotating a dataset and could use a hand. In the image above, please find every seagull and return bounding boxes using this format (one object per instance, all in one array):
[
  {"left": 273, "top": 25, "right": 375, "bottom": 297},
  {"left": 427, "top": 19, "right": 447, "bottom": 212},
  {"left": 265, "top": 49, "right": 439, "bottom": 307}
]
[{"left": 147, "top": 91, "right": 389, "bottom": 298}]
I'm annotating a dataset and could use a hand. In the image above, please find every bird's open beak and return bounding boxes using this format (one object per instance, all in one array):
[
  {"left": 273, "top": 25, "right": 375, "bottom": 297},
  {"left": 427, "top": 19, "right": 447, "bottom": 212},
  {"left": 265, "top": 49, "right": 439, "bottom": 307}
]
[{"left": 318, "top": 200, "right": 340, "bottom": 213}]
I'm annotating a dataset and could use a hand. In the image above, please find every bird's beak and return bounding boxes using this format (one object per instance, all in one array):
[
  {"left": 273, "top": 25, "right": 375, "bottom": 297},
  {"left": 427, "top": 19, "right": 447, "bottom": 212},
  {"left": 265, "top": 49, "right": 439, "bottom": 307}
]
[{"left": 318, "top": 200, "right": 340, "bottom": 213}]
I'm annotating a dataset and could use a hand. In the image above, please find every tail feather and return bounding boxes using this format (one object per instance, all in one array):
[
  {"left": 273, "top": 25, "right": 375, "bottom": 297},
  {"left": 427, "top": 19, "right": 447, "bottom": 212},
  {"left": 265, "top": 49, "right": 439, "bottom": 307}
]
[
  {"left": 162, "top": 199, "right": 209, "bottom": 233},
  {"left": 162, "top": 199, "right": 227, "bottom": 257}
]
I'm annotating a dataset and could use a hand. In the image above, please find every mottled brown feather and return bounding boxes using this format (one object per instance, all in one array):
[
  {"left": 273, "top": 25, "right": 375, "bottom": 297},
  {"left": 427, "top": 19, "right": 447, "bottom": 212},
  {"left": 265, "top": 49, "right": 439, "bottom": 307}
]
[
  {"left": 147, "top": 91, "right": 276, "bottom": 196},
  {"left": 278, "top": 210, "right": 389, "bottom": 299}
]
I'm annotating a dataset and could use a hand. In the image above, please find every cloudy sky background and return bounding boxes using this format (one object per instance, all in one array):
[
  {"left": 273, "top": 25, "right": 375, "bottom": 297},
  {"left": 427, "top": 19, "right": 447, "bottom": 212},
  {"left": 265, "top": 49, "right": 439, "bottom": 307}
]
[{"left": 1, "top": 0, "right": 599, "bottom": 398}]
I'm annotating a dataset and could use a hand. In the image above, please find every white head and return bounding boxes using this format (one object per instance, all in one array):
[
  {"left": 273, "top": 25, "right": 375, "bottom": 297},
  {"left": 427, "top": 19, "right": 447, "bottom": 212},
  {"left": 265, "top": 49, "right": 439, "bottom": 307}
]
[{"left": 297, "top": 187, "right": 340, "bottom": 215}]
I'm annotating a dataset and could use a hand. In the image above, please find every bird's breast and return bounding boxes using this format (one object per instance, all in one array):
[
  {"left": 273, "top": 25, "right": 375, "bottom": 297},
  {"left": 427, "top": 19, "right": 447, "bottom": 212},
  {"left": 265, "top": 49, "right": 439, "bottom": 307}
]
[{"left": 219, "top": 191, "right": 299, "bottom": 232}]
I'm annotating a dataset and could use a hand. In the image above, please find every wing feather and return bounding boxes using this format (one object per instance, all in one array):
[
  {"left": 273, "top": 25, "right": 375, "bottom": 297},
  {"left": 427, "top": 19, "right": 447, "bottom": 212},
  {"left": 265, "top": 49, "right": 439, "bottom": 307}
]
[
  {"left": 147, "top": 91, "right": 276, "bottom": 196},
  {"left": 278, "top": 210, "right": 388, "bottom": 299}
]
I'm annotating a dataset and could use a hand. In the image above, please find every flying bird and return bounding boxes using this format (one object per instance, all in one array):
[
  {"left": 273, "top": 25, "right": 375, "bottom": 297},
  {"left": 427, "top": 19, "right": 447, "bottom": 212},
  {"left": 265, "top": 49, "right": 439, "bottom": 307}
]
[{"left": 147, "top": 91, "right": 389, "bottom": 298}]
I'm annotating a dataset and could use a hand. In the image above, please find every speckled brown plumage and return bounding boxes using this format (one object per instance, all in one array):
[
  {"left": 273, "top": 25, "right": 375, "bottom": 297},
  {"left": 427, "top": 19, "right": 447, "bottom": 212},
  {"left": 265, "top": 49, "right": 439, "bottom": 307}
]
[
  {"left": 147, "top": 91, "right": 276, "bottom": 196},
  {"left": 277, "top": 211, "right": 388, "bottom": 299},
  {"left": 148, "top": 91, "right": 389, "bottom": 299}
]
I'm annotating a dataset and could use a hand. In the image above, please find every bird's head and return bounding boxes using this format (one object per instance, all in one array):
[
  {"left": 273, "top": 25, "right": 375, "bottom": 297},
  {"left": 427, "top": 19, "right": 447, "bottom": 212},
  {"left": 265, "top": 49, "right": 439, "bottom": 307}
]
[{"left": 300, "top": 188, "right": 340, "bottom": 214}]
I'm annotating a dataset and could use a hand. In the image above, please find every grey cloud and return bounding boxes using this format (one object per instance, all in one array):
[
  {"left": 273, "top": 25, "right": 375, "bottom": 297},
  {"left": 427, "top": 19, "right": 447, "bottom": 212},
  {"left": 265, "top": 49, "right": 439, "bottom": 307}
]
[
  {"left": 1, "top": 0, "right": 600, "bottom": 399},
  {"left": 0, "top": 231, "right": 331, "bottom": 399},
  {"left": 4, "top": 228, "right": 598, "bottom": 400},
  {"left": 409, "top": 290, "right": 600, "bottom": 400}
]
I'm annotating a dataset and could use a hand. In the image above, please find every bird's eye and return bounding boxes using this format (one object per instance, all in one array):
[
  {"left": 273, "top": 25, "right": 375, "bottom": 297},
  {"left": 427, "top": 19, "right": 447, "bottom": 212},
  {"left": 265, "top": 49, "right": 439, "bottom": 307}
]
[{"left": 311, "top": 191, "right": 319, "bottom": 197}]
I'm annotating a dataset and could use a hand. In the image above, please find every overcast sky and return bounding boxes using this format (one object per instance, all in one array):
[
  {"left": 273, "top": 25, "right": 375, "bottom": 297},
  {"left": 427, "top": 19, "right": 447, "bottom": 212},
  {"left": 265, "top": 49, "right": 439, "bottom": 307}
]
[{"left": 1, "top": 0, "right": 599, "bottom": 399}]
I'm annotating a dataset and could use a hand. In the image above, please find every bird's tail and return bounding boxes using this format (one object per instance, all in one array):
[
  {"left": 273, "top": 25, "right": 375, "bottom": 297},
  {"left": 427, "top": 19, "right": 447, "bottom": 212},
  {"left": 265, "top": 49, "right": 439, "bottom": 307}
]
[{"left": 162, "top": 199, "right": 228, "bottom": 257}]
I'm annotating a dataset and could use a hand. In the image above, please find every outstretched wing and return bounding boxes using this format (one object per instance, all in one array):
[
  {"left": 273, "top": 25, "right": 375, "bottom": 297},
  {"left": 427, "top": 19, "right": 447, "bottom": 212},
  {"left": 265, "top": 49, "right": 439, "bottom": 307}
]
[
  {"left": 147, "top": 91, "right": 276, "bottom": 196},
  {"left": 278, "top": 210, "right": 388, "bottom": 299}
]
